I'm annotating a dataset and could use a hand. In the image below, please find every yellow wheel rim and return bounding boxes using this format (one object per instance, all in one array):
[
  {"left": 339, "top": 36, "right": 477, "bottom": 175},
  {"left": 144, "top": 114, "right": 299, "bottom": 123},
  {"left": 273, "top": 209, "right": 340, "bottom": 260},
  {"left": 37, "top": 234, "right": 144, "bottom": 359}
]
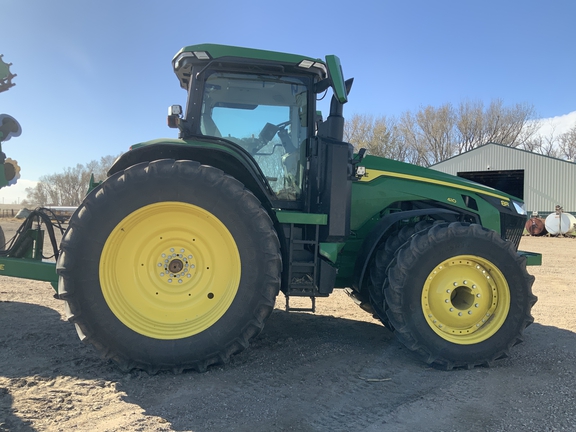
[
  {"left": 421, "top": 255, "right": 510, "bottom": 345},
  {"left": 99, "top": 202, "right": 241, "bottom": 340}
]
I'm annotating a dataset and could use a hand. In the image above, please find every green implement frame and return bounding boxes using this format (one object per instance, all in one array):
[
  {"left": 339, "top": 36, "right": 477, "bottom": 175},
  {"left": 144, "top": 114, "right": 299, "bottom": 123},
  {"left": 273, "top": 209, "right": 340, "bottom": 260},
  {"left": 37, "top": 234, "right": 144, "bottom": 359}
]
[
  {"left": 0, "top": 226, "right": 58, "bottom": 290},
  {"left": 0, "top": 257, "right": 57, "bottom": 290}
]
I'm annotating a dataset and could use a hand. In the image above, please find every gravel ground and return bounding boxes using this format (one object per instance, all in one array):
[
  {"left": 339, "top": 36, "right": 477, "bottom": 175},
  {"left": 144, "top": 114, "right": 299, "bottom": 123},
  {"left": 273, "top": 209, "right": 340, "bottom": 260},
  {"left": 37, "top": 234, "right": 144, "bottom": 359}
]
[{"left": 1, "top": 218, "right": 575, "bottom": 432}]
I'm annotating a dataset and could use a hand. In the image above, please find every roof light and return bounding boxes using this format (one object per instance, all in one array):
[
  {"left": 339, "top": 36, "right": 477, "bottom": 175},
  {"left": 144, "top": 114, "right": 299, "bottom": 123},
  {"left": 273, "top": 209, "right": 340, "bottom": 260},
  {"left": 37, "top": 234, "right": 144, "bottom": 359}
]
[
  {"left": 298, "top": 60, "right": 327, "bottom": 76},
  {"left": 313, "top": 62, "right": 327, "bottom": 76},
  {"left": 194, "top": 51, "right": 210, "bottom": 60},
  {"left": 173, "top": 51, "right": 195, "bottom": 69}
]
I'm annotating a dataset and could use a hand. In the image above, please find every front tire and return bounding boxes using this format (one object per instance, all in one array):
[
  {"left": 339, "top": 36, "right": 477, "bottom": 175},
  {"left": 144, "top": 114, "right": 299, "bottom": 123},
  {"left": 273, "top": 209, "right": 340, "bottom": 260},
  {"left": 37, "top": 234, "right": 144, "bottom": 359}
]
[
  {"left": 384, "top": 222, "right": 537, "bottom": 369},
  {"left": 57, "top": 159, "right": 281, "bottom": 373}
]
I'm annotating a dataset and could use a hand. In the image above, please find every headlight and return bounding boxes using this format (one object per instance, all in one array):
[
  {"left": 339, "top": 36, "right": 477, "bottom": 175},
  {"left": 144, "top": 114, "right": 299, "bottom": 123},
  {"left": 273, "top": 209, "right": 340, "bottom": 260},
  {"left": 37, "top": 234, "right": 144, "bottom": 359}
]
[{"left": 513, "top": 201, "right": 527, "bottom": 215}]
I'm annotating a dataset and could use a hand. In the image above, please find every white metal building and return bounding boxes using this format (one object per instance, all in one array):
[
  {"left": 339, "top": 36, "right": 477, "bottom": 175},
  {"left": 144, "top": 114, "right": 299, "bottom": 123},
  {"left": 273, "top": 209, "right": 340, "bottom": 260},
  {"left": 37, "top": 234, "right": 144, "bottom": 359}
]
[{"left": 431, "top": 143, "right": 576, "bottom": 215}]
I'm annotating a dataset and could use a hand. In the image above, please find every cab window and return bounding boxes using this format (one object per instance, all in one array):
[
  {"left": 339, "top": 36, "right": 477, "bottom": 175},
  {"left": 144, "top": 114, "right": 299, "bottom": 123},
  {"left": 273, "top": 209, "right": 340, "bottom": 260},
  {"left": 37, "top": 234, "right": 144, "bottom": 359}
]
[{"left": 200, "top": 72, "right": 309, "bottom": 200}]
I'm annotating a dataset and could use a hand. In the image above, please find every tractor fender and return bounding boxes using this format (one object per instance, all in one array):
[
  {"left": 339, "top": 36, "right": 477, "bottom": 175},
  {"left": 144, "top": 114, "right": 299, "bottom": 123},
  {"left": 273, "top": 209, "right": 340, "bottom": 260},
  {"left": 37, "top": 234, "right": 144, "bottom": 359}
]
[
  {"left": 107, "top": 141, "right": 276, "bottom": 210},
  {"left": 352, "top": 208, "right": 459, "bottom": 293}
]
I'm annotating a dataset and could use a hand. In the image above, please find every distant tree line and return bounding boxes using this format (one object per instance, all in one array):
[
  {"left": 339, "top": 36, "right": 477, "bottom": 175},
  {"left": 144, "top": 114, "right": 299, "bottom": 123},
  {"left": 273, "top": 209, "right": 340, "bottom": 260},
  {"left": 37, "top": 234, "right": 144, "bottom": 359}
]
[
  {"left": 344, "top": 99, "right": 576, "bottom": 166},
  {"left": 24, "top": 155, "right": 118, "bottom": 207}
]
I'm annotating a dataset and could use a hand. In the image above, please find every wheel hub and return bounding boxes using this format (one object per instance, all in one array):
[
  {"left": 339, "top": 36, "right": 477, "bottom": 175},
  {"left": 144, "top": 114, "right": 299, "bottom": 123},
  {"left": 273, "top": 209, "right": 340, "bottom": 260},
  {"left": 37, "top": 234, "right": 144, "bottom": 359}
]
[{"left": 157, "top": 247, "right": 195, "bottom": 285}]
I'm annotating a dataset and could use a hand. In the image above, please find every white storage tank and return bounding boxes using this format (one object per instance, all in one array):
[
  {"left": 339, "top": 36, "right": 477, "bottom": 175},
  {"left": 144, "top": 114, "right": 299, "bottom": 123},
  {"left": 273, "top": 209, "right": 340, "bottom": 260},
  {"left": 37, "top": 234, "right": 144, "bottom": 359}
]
[{"left": 545, "top": 212, "right": 576, "bottom": 235}]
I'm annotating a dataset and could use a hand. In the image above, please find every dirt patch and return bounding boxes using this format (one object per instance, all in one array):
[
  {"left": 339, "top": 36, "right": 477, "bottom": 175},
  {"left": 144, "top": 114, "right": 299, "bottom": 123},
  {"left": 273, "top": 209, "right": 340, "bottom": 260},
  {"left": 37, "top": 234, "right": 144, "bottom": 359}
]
[{"left": 1, "top": 218, "right": 575, "bottom": 431}]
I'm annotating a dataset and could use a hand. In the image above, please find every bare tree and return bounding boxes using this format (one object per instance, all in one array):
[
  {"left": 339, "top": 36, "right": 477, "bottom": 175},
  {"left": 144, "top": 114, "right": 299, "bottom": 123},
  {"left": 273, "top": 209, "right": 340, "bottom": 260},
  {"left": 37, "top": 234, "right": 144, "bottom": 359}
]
[
  {"left": 396, "top": 111, "right": 422, "bottom": 165},
  {"left": 482, "top": 100, "right": 538, "bottom": 146},
  {"left": 24, "top": 155, "right": 120, "bottom": 207},
  {"left": 416, "top": 104, "right": 456, "bottom": 166},
  {"left": 455, "top": 99, "right": 538, "bottom": 152},
  {"left": 396, "top": 104, "right": 457, "bottom": 167},
  {"left": 455, "top": 100, "right": 485, "bottom": 153},
  {"left": 394, "top": 99, "right": 537, "bottom": 166},
  {"left": 559, "top": 123, "right": 576, "bottom": 161},
  {"left": 520, "top": 121, "right": 561, "bottom": 158},
  {"left": 344, "top": 114, "right": 408, "bottom": 160}
]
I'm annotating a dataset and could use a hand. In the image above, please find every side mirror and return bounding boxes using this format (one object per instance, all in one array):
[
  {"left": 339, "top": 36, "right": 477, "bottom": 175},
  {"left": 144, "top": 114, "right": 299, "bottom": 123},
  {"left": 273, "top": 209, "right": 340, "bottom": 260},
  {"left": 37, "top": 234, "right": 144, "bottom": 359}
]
[
  {"left": 325, "top": 55, "right": 347, "bottom": 104},
  {"left": 167, "top": 105, "right": 183, "bottom": 129}
]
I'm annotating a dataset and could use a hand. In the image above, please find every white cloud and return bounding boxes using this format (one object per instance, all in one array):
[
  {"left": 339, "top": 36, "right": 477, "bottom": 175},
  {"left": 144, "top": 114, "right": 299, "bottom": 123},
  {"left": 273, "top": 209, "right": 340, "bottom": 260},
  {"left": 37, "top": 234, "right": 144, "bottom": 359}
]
[
  {"left": 534, "top": 110, "right": 576, "bottom": 138},
  {"left": 0, "top": 179, "right": 37, "bottom": 205}
]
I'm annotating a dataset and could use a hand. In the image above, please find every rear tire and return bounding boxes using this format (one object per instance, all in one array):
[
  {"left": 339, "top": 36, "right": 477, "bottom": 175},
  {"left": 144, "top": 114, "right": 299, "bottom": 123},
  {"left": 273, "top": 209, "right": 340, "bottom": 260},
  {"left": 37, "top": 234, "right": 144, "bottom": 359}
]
[
  {"left": 384, "top": 222, "right": 537, "bottom": 369},
  {"left": 57, "top": 159, "right": 281, "bottom": 373}
]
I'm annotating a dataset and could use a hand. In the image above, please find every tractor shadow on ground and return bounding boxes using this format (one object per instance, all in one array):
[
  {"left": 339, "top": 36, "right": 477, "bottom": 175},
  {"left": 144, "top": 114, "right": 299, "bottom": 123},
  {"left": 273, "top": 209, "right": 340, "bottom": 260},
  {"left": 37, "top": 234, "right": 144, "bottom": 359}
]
[
  {"left": 0, "top": 387, "right": 35, "bottom": 432},
  {"left": 2, "top": 300, "right": 576, "bottom": 431}
]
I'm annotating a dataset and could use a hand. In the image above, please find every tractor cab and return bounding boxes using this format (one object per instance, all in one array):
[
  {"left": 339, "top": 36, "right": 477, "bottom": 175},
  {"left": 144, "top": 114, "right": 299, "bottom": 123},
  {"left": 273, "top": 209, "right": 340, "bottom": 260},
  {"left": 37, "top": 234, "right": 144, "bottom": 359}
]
[{"left": 167, "top": 44, "right": 352, "bottom": 208}]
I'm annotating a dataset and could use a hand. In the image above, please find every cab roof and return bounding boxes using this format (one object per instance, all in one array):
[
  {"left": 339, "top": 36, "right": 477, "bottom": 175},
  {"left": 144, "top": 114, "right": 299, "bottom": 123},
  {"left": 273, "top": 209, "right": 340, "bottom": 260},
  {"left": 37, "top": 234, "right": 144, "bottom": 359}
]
[{"left": 172, "top": 43, "right": 328, "bottom": 90}]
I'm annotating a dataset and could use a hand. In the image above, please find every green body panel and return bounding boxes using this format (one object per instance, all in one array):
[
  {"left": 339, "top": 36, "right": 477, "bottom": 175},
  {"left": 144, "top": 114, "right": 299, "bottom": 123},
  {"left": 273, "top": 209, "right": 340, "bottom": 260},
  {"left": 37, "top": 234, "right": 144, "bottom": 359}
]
[
  {"left": 359, "top": 155, "right": 517, "bottom": 201},
  {"left": 349, "top": 154, "right": 512, "bottom": 234},
  {"left": 275, "top": 211, "right": 327, "bottom": 225},
  {"left": 350, "top": 172, "right": 501, "bottom": 232}
]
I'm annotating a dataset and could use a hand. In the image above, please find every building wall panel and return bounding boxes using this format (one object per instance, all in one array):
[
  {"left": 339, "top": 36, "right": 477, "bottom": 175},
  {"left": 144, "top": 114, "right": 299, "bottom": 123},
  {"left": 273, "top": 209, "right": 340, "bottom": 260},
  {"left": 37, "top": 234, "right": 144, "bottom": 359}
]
[{"left": 432, "top": 144, "right": 576, "bottom": 213}]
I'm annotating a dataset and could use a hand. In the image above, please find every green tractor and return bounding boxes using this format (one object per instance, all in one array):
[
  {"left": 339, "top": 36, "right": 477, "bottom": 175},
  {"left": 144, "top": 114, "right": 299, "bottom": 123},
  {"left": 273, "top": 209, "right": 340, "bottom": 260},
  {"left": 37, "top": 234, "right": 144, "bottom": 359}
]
[{"left": 3, "top": 45, "right": 540, "bottom": 372}]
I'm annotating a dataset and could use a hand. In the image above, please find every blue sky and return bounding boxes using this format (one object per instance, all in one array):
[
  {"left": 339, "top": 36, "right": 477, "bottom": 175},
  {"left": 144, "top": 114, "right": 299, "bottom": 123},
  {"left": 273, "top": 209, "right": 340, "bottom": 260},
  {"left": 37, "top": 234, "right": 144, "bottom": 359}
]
[{"left": 1, "top": 0, "right": 575, "bottom": 204}]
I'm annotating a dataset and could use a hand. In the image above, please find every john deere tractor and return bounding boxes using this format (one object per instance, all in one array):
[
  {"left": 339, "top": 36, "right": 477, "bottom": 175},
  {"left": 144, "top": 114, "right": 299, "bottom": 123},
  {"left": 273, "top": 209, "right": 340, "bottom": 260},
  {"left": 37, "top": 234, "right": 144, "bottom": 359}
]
[{"left": 1, "top": 45, "right": 540, "bottom": 372}]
